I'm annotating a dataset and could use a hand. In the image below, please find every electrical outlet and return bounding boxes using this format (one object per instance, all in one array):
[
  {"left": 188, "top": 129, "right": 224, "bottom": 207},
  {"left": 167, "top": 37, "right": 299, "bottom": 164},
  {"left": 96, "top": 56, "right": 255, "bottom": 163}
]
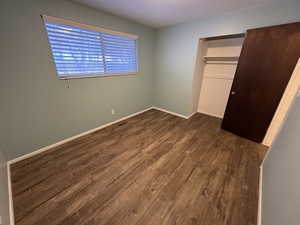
[{"left": 111, "top": 109, "right": 115, "bottom": 115}]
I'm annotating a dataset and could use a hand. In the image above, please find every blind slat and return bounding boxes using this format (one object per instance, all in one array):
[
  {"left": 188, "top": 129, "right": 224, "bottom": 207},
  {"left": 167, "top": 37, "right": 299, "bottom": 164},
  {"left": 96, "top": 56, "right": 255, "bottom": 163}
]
[
  {"left": 47, "top": 32, "right": 102, "bottom": 44},
  {"left": 48, "top": 38, "right": 103, "bottom": 47},
  {"left": 46, "top": 26, "right": 101, "bottom": 39},
  {"left": 50, "top": 45, "right": 103, "bottom": 52}
]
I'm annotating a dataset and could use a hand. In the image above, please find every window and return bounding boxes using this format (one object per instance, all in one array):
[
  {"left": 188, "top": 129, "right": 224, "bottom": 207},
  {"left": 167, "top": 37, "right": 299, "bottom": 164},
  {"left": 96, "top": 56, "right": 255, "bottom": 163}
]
[{"left": 42, "top": 16, "right": 138, "bottom": 79}]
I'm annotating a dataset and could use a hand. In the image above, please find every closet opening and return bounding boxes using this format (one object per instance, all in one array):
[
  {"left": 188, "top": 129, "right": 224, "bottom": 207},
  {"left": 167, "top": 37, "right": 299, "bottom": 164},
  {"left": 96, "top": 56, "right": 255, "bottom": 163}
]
[
  {"left": 193, "top": 27, "right": 300, "bottom": 146},
  {"left": 197, "top": 33, "right": 245, "bottom": 118}
]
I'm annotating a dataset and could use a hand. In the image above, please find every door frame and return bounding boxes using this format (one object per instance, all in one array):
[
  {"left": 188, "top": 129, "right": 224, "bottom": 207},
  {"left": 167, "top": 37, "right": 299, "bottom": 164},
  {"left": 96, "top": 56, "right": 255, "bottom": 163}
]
[{"left": 263, "top": 58, "right": 300, "bottom": 146}]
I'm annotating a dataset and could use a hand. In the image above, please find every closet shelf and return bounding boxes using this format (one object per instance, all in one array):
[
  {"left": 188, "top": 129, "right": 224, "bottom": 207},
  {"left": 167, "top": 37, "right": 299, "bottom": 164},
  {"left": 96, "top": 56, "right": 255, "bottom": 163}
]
[
  {"left": 205, "top": 61, "right": 238, "bottom": 65},
  {"left": 203, "top": 56, "right": 239, "bottom": 63}
]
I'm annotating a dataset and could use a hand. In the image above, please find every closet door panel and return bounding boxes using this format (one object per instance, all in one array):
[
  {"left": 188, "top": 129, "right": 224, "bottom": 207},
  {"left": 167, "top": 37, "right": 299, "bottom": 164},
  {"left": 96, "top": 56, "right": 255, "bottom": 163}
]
[{"left": 222, "top": 22, "right": 300, "bottom": 142}]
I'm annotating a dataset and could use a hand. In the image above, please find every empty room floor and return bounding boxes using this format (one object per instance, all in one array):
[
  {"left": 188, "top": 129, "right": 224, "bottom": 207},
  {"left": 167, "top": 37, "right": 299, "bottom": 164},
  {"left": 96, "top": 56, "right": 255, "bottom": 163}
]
[{"left": 10, "top": 109, "right": 267, "bottom": 225}]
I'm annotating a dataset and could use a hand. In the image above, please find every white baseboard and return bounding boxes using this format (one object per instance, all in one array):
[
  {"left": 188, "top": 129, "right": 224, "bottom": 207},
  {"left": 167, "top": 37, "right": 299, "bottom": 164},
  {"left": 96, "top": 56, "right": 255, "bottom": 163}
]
[
  {"left": 187, "top": 111, "right": 197, "bottom": 119},
  {"left": 258, "top": 166, "right": 263, "bottom": 225},
  {"left": 152, "top": 107, "right": 191, "bottom": 119},
  {"left": 6, "top": 106, "right": 154, "bottom": 225},
  {"left": 197, "top": 110, "right": 223, "bottom": 119},
  {"left": 7, "top": 163, "right": 15, "bottom": 225},
  {"left": 8, "top": 106, "right": 195, "bottom": 166},
  {"left": 7, "top": 107, "right": 153, "bottom": 165}
]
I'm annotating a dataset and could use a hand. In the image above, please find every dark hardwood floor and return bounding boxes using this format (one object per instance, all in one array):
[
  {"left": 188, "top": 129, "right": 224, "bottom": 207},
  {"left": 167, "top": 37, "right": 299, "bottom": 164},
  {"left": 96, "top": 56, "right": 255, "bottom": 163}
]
[{"left": 11, "top": 109, "right": 268, "bottom": 225}]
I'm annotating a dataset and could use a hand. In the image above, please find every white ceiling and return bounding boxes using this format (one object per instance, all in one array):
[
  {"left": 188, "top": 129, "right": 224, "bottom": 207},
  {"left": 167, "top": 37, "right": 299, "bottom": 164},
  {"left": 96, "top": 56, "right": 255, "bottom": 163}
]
[{"left": 73, "top": 0, "right": 278, "bottom": 28}]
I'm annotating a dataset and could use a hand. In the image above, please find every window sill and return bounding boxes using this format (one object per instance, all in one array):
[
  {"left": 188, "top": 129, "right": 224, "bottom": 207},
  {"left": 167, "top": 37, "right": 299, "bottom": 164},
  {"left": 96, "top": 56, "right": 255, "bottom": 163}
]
[{"left": 58, "top": 72, "right": 138, "bottom": 80}]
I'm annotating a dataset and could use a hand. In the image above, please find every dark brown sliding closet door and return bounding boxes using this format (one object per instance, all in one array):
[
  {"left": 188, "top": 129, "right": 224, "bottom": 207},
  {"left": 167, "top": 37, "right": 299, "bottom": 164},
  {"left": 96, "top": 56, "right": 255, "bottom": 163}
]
[{"left": 222, "top": 22, "right": 300, "bottom": 143}]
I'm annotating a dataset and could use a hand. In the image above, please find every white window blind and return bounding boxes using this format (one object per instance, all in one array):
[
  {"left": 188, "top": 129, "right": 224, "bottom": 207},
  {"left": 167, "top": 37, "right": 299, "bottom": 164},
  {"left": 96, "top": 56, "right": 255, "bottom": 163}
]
[{"left": 42, "top": 16, "right": 138, "bottom": 79}]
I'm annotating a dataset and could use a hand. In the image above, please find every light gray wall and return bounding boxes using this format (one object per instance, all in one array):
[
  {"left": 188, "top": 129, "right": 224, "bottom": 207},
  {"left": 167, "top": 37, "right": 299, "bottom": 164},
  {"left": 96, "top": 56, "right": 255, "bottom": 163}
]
[
  {"left": 0, "top": 0, "right": 156, "bottom": 160},
  {"left": 0, "top": 149, "right": 10, "bottom": 225},
  {"left": 262, "top": 95, "right": 300, "bottom": 225},
  {"left": 154, "top": 0, "right": 300, "bottom": 116}
]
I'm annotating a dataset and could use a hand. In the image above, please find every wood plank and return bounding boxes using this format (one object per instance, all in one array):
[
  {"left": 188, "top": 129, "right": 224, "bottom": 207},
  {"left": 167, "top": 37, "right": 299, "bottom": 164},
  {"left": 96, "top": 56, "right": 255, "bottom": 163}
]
[{"left": 11, "top": 109, "right": 268, "bottom": 225}]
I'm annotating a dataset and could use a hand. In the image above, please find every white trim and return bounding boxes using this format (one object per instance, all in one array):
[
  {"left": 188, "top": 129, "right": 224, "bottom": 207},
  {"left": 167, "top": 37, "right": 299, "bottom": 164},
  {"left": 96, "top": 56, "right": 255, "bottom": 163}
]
[
  {"left": 257, "top": 166, "right": 263, "bottom": 225},
  {"left": 263, "top": 58, "right": 300, "bottom": 146},
  {"left": 59, "top": 73, "right": 137, "bottom": 80},
  {"left": 8, "top": 106, "right": 196, "bottom": 165},
  {"left": 7, "top": 107, "right": 156, "bottom": 224},
  {"left": 7, "top": 163, "right": 15, "bottom": 225},
  {"left": 42, "top": 15, "right": 138, "bottom": 39},
  {"left": 8, "top": 107, "right": 153, "bottom": 165},
  {"left": 187, "top": 111, "right": 197, "bottom": 119},
  {"left": 197, "top": 110, "right": 223, "bottom": 119},
  {"left": 152, "top": 107, "right": 189, "bottom": 119},
  {"left": 57, "top": 72, "right": 138, "bottom": 80}
]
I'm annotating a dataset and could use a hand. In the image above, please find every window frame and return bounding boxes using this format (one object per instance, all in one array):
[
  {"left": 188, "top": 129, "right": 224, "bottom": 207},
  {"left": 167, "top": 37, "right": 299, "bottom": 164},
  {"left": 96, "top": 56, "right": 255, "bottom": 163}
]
[{"left": 42, "top": 15, "right": 139, "bottom": 79}]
